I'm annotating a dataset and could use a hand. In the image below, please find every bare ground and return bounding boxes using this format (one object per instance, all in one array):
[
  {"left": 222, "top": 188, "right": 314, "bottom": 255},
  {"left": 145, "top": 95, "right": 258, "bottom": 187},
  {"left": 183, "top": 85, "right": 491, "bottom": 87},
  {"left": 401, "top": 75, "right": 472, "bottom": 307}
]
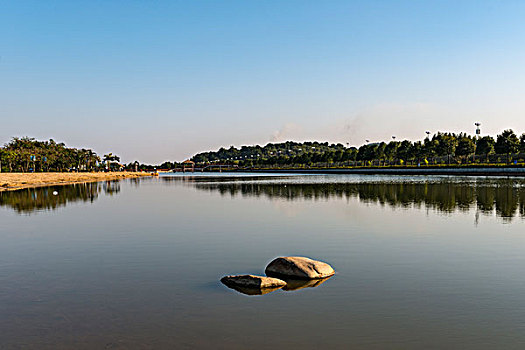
[{"left": 0, "top": 172, "right": 154, "bottom": 192}]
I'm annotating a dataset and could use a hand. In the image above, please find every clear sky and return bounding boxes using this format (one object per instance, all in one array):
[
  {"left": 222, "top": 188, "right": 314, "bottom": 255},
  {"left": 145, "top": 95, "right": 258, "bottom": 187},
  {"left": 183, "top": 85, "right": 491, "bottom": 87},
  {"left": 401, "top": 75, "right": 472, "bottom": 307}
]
[{"left": 2, "top": 1, "right": 525, "bottom": 163}]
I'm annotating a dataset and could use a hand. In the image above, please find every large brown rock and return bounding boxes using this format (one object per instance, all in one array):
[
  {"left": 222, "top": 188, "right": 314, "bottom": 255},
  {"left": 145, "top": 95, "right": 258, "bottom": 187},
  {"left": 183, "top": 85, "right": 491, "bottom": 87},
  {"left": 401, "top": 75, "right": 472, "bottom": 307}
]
[
  {"left": 220, "top": 274, "right": 286, "bottom": 289},
  {"left": 265, "top": 256, "right": 335, "bottom": 279}
]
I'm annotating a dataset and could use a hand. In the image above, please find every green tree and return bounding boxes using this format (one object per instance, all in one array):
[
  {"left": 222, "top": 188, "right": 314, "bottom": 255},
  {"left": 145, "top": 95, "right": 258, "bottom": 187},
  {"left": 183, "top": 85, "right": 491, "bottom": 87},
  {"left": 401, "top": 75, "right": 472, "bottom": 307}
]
[
  {"left": 412, "top": 141, "right": 424, "bottom": 165},
  {"left": 397, "top": 140, "right": 413, "bottom": 165},
  {"left": 456, "top": 137, "right": 476, "bottom": 163},
  {"left": 435, "top": 133, "right": 458, "bottom": 164},
  {"left": 475, "top": 136, "right": 495, "bottom": 162},
  {"left": 376, "top": 142, "right": 387, "bottom": 166},
  {"left": 423, "top": 138, "right": 438, "bottom": 164},
  {"left": 495, "top": 129, "right": 519, "bottom": 163},
  {"left": 384, "top": 141, "right": 399, "bottom": 165},
  {"left": 520, "top": 133, "right": 525, "bottom": 154},
  {"left": 0, "top": 149, "right": 5, "bottom": 172},
  {"left": 1, "top": 137, "right": 104, "bottom": 172},
  {"left": 103, "top": 153, "right": 121, "bottom": 171}
]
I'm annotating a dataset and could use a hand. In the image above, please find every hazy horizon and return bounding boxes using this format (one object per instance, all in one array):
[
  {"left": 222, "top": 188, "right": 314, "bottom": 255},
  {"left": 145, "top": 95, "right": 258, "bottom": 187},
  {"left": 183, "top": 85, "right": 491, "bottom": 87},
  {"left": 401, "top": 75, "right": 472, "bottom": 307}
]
[{"left": 2, "top": 1, "right": 525, "bottom": 163}]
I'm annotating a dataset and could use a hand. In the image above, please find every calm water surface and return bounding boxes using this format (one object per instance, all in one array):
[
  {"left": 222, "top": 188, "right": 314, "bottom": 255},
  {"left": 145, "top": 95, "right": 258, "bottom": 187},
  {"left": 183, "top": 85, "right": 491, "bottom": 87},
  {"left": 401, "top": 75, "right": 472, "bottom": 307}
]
[{"left": 1, "top": 174, "right": 525, "bottom": 349}]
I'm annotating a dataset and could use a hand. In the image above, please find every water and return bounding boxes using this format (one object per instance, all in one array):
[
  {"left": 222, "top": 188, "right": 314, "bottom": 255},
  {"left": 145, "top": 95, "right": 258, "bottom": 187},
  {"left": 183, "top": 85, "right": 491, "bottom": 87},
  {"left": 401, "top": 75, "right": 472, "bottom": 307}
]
[{"left": 1, "top": 174, "right": 525, "bottom": 349}]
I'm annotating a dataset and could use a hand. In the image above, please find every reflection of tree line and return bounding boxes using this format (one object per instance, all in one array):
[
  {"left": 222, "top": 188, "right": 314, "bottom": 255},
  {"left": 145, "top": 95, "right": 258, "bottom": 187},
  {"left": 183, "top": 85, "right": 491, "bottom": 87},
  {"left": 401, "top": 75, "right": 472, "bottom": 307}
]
[
  {"left": 0, "top": 181, "right": 121, "bottom": 214},
  {"left": 187, "top": 179, "right": 525, "bottom": 220}
]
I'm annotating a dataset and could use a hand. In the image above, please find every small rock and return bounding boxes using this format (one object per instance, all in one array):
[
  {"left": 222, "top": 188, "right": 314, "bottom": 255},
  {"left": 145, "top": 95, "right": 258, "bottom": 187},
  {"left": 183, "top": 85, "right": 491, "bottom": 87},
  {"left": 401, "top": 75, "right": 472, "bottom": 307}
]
[
  {"left": 265, "top": 256, "right": 335, "bottom": 279},
  {"left": 220, "top": 274, "right": 286, "bottom": 289}
]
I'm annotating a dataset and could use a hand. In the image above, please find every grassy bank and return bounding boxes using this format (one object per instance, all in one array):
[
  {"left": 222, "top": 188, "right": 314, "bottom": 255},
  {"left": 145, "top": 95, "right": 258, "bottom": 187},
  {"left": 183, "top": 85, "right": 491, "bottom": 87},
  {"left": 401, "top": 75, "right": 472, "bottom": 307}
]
[{"left": 0, "top": 172, "right": 153, "bottom": 192}]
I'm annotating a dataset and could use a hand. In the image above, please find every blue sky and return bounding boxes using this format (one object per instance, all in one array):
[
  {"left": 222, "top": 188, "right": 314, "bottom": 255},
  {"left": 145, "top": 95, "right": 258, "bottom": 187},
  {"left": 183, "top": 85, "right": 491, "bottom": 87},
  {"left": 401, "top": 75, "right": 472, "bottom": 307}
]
[{"left": 2, "top": 1, "right": 525, "bottom": 163}]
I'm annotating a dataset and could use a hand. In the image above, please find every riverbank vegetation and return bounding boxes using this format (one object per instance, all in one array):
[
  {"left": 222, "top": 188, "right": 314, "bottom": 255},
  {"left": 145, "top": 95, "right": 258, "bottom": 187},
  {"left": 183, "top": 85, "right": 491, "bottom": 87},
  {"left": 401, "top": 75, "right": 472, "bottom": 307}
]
[
  {"left": 191, "top": 129, "right": 525, "bottom": 168},
  {"left": 0, "top": 137, "right": 123, "bottom": 172},
  {"left": 0, "top": 137, "right": 174, "bottom": 173}
]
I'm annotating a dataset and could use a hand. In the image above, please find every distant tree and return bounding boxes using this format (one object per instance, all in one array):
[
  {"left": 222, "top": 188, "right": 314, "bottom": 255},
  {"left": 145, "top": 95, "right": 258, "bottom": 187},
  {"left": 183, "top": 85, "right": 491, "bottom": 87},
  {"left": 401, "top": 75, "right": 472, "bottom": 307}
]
[
  {"left": 475, "top": 136, "right": 495, "bottom": 162},
  {"left": 520, "top": 133, "right": 525, "bottom": 153},
  {"left": 396, "top": 140, "right": 413, "bottom": 164},
  {"left": 0, "top": 137, "right": 102, "bottom": 172},
  {"left": 384, "top": 141, "right": 399, "bottom": 165},
  {"left": 423, "top": 138, "right": 438, "bottom": 164},
  {"left": 103, "top": 153, "right": 121, "bottom": 171},
  {"left": 376, "top": 142, "right": 387, "bottom": 166},
  {"left": 343, "top": 148, "right": 357, "bottom": 165},
  {"left": 334, "top": 149, "right": 344, "bottom": 163},
  {"left": 435, "top": 133, "right": 458, "bottom": 164},
  {"left": 7, "top": 150, "right": 16, "bottom": 172},
  {"left": 456, "top": 137, "right": 476, "bottom": 163},
  {"left": 356, "top": 145, "right": 369, "bottom": 164},
  {"left": 0, "top": 148, "right": 4, "bottom": 172},
  {"left": 495, "top": 129, "right": 519, "bottom": 163},
  {"left": 412, "top": 141, "right": 424, "bottom": 165},
  {"left": 184, "top": 131, "right": 525, "bottom": 169}
]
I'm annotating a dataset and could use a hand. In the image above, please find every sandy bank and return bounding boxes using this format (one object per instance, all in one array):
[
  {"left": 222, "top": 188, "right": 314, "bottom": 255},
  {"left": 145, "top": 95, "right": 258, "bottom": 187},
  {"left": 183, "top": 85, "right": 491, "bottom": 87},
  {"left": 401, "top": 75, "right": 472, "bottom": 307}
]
[{"left": 0, "top": 172, "right": 154, "bottom": 192}]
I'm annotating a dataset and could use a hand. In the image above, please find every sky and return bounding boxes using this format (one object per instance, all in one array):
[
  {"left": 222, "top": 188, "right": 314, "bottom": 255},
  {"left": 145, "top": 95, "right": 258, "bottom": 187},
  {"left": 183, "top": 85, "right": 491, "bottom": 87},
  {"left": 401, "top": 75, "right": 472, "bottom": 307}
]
[{"left": 2, "top": 0, "right": 525, "bottom": 163}]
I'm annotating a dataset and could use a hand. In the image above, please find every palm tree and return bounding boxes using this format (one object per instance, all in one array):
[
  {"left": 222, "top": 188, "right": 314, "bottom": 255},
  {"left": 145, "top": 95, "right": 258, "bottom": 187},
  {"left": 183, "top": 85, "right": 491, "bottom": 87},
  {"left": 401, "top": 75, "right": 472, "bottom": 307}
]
[{"left": 103, "top": 153, "right": 121, "bottom": 171}]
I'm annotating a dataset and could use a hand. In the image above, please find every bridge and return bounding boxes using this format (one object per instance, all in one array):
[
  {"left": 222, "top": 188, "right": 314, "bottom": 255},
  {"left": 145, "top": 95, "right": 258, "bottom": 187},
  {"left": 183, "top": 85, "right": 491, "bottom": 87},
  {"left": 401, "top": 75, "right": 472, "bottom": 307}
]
[{"left": 170, "top": 163, "right": 239, "bottom": 173}]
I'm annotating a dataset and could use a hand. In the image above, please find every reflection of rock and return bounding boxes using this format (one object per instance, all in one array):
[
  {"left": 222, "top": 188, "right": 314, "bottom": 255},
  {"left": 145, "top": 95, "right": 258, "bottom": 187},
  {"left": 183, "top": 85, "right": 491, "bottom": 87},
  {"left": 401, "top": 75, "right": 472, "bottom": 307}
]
[
  {"left": 221, "top": 275, "right": 286, "bottom": 295},
  {"left": 282, "top": 276, "right": 332, "bottom": 291},
  {"left": 265, "top": 256, "right": 335, "bottom": 279},
  {"left": 223, "top": 284, "right": 284, "bottom": 296}
]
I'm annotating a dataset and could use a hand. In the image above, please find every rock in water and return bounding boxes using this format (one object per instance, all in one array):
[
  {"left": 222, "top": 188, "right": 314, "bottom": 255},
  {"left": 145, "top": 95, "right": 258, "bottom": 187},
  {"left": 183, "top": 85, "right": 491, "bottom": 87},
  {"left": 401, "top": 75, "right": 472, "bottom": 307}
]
[
  {"left": 220, "top": 275, "right": 286, "bottom": 289},
  {"left": 265, "top": 256, "right": 335, "bottom": 279}
]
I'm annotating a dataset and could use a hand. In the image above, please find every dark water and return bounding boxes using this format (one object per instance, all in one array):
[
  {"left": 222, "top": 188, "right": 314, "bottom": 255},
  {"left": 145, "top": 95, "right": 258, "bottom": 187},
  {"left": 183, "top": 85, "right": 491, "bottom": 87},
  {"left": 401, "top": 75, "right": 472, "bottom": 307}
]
[{"left": 1, "top": 174, "right": 525, "bottom": 349}]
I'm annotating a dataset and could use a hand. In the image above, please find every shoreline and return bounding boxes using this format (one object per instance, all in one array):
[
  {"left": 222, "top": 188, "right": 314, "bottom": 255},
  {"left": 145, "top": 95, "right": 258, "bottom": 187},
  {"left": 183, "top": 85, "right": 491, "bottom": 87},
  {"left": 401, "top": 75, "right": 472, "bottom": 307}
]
[
  {"left": 0, "top": 172, "right": 154, "bottom": 192},
  {"left": 237, "top": 167, "right": 525, "bottom": 177},
  {"left": 167, "top": 166, "right": 525, "bottom": 177}
]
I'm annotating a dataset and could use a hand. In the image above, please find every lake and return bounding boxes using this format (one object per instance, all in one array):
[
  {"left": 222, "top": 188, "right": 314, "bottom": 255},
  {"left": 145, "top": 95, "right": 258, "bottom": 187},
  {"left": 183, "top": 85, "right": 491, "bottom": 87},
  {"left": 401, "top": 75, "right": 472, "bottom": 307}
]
[{"left": 1, "top": 174, "right": 525, "bottom": 349}]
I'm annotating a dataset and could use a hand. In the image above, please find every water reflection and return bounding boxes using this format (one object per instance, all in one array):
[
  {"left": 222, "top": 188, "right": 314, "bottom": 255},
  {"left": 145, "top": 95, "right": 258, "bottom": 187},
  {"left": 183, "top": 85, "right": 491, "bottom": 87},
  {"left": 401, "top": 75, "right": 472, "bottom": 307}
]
[
  {"left": 0, "top": 181, "right": 121, "bottom": 214},
  {"left": 4, "top": 175, "right": 525, "bottom": 220},
  {"left": 221, "top": 275, "right": 333, "bottom": 296},
  {"left": 221, "top": 283, "right": 284, "bottom": 296},
  {"left": 163, "top": 175, "right": 525, "bottom": 221},
  {"left": 280, "top": 276, "right": 332, "bottom": 292}
]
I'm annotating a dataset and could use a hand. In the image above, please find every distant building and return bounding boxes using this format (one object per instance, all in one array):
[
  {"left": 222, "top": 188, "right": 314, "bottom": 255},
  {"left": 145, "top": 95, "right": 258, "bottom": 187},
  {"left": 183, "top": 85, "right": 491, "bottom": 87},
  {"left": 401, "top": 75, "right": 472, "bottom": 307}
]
[{"left": 182, "top": 160, "right": 195, "bottom": 172}]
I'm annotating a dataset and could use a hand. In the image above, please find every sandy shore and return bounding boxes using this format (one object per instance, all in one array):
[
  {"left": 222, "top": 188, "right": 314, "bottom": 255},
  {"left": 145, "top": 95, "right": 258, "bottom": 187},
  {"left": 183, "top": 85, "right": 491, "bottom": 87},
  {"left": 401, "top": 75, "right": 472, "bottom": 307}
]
[{"left": 0, "top": 172, "right": 154, "bottom": 192}]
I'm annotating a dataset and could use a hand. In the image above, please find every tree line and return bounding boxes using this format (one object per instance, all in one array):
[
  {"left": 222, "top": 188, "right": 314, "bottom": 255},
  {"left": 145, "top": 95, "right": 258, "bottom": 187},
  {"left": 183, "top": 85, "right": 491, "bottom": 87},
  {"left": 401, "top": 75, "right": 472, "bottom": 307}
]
[
  {"left": 191, "top": 130, "right": 525, "bottom": 168},
  {"left": 0, "top": 137, "right": 181, "bottom": 173},
  {"left": 0, "top": 137, "right": 122, "bottom": 172}
]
